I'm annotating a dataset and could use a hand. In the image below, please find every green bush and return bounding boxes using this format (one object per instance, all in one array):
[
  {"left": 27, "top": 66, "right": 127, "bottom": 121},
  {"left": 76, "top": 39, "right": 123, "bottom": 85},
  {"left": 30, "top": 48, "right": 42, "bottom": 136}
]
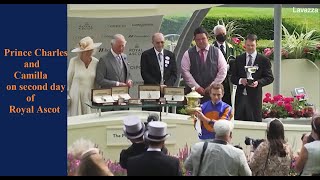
[
  {"left": 160, "top": 16, "right": 320, "bottom": 40},
  {"left": 160, "top": 16, "right": 189, "bottom": 35},
  {"left": 200, "top": 17, "right": 319, "bottom": 40}
]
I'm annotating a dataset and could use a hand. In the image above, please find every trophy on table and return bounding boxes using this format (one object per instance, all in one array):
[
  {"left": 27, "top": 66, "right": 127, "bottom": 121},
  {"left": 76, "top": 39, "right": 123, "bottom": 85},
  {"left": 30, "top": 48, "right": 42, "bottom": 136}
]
[
  {"left": 245, "top": 65, "right": 258, "bottom": 85},
  {"left": 185, "top": 87, "right": 203, "bottom": 136}
]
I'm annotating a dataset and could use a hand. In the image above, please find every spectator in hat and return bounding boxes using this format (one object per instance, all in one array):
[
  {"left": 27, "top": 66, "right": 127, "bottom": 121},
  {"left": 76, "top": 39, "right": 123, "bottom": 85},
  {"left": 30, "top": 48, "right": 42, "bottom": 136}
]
[
  {"left": 127, "top": 121, "right": 182, "bottom": 176},
  {"left": 119, "top": 116, "right": 146, "bottom": 169},
  {"left": 184, "top": 120, "right": 251, "bottom": 176},
  {"left": 77, "top": 148, "right": 114, "bottom": 176},
  {"left": 68, "top": 36, "right": 102, "bottom": 116},
  {"left": 68, "top": 138, "right": 113, "bottom": 176}
]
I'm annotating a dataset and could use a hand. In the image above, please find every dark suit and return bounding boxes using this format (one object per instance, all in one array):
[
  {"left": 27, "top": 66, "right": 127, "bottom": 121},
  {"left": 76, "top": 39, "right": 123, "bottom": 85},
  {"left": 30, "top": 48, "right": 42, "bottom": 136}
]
[
  {"left": 141, "top": 48, "right": 177, "bottom": 86},
  {"left": 231, "top": 53, "right": 274, "bottom": 122},
  {"left": 213, "top": 41, "right": 235, "bottom": 106},
  {"left": 119, "top": 143, "right": 146, "bottom": 169},
  {"left": 95, "top": 50, "right": 131, "bottom": 88},
  {"left": 120, "top": 142, "right": 168, "bottom": 169},
  {"left": 127, "top": 151, "right": 182, "bottom": 176},
  {"left": 140, "top": 48, "right": 177, "bottom": 112}
]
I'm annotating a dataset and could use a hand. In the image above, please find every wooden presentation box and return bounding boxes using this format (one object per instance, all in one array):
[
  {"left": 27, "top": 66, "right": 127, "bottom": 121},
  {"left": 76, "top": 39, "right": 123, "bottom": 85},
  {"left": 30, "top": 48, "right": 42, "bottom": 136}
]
[
  {"left": 91, "top": 88, "right": 114, "bottom": 105},
  {"left": 138, "top": 85, "right": 161, "bottom": 103},
  {"left": 164, "top": 87, "right": 185, "bottom": 103}
]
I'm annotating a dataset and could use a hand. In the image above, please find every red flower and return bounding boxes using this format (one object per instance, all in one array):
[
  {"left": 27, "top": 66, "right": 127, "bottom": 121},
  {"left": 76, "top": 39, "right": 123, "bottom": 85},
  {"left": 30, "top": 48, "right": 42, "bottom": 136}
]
[
  {"left": 284, "top": 103, "right": 293, "bottom": 112},
  {"left": 265, "top": 93, "right": 271, "bottom": 98},
  {"left": 277, "top": 101, "right": 284, "bottom": 107},
  {"left": 262, "top": 93, "right": 314, "bottom": 119}
]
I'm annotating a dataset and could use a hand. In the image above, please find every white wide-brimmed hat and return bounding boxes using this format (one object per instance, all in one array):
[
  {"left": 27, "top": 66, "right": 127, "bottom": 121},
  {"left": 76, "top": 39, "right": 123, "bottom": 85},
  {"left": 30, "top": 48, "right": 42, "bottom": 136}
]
[
  {"left": 123, "top": 116, "right": 145, "bottom": 139},
  {"left": 144, "top": 121, "right": 170, "bottom": 142},
  {"left": 71, "top": 36, "right": 102, "bottom": 53}
]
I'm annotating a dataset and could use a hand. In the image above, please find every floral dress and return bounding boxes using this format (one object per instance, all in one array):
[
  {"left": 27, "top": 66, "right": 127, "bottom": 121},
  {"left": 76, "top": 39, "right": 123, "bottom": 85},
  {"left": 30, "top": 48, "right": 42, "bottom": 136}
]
[{"left": 249, "top": 141, "right": 293, "bottom": 176}]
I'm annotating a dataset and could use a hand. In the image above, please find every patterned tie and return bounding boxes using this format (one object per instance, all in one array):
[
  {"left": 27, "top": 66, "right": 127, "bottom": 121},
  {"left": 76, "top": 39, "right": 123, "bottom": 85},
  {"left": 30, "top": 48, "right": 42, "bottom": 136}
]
[
  {"left": 220, "top": 44, "right": 225, "bottom": 55},
  {"left": 158, "top": 52, "right": 162, "bottom": 62},
  {"left": 247, "top": 54, "right": 253, "bottom": 66},
  {"left": 117, "top": 55, "right": 123, "bottom": 69},
  {"left": 199, "top": 49, "right": 205, "bottom": 63}
]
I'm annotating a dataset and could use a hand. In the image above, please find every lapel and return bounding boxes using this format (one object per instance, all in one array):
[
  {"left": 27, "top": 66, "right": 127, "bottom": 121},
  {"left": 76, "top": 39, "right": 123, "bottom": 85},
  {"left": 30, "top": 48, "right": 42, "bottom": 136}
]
[
  {"left": 121, "top": 54, "right": 129, "bottom": 78},
  {"left": 151, "top": 49, "right": 161, "bottom": 74},
  {"left": 253, "top": 54, "right": 259, "bottom": 67},
  {"left": 163, "top": 50, "right": 169, "bottom": 73},
  {"left": 107, "top": 51, "right": 121, "bottom": 79},
  {"left": 240, "top": 53, "right": 247, "bottom": 70}
]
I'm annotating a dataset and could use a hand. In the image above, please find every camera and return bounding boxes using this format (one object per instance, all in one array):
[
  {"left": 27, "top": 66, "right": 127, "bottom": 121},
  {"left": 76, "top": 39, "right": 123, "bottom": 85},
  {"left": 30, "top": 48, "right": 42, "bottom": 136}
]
[{"left": 244, "top": 136, "right": 265, "bottom": 149}]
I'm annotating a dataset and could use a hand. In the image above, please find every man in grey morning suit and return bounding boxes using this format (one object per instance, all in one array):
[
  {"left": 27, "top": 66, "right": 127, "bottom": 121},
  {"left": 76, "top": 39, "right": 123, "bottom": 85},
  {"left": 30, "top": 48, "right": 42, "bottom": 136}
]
[{"left": 95, "top": 34, "right": 133, "bottom": 89}]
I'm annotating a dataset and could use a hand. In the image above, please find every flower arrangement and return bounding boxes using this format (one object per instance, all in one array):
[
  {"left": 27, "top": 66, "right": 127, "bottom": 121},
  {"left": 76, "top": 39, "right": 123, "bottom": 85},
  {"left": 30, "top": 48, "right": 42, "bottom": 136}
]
[
  {"left": 262, "top": 25, "right": 320, "bottom": 62},
  {"left": 262, "top": 47, "right": 289, "bottom": 60},
  {"left": 262, "top": 93, "right": 314, "bottom": 119}
]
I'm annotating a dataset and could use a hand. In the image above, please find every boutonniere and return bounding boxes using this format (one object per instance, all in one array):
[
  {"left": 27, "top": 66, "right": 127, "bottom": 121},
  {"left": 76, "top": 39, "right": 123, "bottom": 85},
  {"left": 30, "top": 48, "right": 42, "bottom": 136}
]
[
  {"left": 165, "top": 60, "right": 170, "bottom": 67},
  {"left": 165, "top": 56, "right": 170, "bottom": 60}
]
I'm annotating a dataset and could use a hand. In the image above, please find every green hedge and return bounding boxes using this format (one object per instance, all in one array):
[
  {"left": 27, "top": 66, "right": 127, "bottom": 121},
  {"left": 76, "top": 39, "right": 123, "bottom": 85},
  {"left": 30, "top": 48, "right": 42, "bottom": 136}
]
[
  {"left": 160, "top": 16, "right": 189, "bottom": 35},
  {"left": 160, "top": 16, "right": 320, "bottom": 40}
]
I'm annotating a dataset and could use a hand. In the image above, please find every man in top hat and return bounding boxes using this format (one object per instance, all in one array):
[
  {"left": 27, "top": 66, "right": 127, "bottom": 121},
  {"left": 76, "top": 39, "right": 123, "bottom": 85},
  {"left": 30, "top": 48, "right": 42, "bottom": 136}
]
[
  {"left": 127, "top": 121, "right": 182, "bottom": 176},
  {"left": 185, "top": 120, "right": 252, "bottom": 176},
  {"left": 119, "top": 116, "right": 146, "bottom": 169}
]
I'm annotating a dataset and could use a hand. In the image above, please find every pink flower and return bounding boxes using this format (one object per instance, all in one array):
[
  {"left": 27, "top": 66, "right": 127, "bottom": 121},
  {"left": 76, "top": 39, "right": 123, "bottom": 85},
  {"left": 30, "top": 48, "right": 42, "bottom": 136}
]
[
  {"left": 232, "top": 37, "right": 241, "bottom": 45},
  {"left": 264, "top": 48, "right": 273, "bottom": 57},
  {"left": 263, "top": 97, "right": 272, "bottom": 103}
]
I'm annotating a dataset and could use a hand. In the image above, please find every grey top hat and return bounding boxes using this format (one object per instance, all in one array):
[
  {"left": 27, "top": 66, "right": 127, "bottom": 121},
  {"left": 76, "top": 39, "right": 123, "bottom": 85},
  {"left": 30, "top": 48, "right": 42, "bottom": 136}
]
[
  {"left": 144, "top": 121, "right": 170, "bottom": 142},
  {"left": 123, "top": 116, "right": 145, "bottom": 139}
]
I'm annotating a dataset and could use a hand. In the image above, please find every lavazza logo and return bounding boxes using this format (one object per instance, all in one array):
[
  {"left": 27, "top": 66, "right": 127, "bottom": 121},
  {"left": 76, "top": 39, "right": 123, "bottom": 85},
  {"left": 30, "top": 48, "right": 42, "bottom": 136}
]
[{"left": 78, "top": 22, "right": 93, "bottom": 30}]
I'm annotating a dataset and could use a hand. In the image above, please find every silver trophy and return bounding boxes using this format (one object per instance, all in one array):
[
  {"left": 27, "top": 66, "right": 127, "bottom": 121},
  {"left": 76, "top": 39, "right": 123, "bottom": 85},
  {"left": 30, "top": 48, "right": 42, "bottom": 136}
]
[{"left": 245, "top": 66, "right": 258, "bottom": 85}]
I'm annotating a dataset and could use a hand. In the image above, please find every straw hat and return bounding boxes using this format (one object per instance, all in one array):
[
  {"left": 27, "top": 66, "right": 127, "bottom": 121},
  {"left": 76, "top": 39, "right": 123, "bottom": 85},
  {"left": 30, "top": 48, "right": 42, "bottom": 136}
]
[{"left": 71, "top": 36, "right": 102, "bottom": 53}]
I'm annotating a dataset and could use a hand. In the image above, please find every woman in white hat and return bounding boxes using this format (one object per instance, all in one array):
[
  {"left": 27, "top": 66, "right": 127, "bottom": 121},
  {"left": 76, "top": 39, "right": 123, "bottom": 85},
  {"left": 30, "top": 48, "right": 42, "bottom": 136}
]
[{"left": 67, "top": 36, "right": 102, "bottom": 116}]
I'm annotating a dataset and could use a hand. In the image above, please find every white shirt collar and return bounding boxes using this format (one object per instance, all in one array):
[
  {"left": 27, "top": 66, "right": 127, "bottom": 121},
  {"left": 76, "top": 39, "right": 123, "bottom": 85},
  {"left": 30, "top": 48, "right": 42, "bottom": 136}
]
[
  {"left": 147, "top": 147, "right": 161, "bottom": 152},
  {"left": 111, "top": 48, "right": 121, "bottom": 58},
  {"left": 196, "top": 44, "right": 210, "bottom": 52},
  {"left": 154, "top": 48, "right": 164, "bottom": 56},
  {"left": 246, "top": 50, "right": 257, "bottom": 59},
  {"left": 217, "top": 41, "right": 226, "bottom": 49}
]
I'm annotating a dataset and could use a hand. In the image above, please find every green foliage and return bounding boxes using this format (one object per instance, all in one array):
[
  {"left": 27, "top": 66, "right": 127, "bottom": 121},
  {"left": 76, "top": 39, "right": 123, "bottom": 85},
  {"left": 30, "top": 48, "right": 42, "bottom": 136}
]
[
  {"left": 160, "top": 16, "right": 189, "bottom": 35},
  {"left": 282, "top": 25, "right": 320, "bottom": 60},
  {"left": 200, "top": 16, "right": 318, "bottom": 40}
]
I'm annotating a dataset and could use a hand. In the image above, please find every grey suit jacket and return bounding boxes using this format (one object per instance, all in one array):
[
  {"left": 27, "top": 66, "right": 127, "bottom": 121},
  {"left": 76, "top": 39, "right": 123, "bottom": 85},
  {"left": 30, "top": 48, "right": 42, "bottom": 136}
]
[{"left": 95, "top": 50, "right": 131, "bottom": 88}]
